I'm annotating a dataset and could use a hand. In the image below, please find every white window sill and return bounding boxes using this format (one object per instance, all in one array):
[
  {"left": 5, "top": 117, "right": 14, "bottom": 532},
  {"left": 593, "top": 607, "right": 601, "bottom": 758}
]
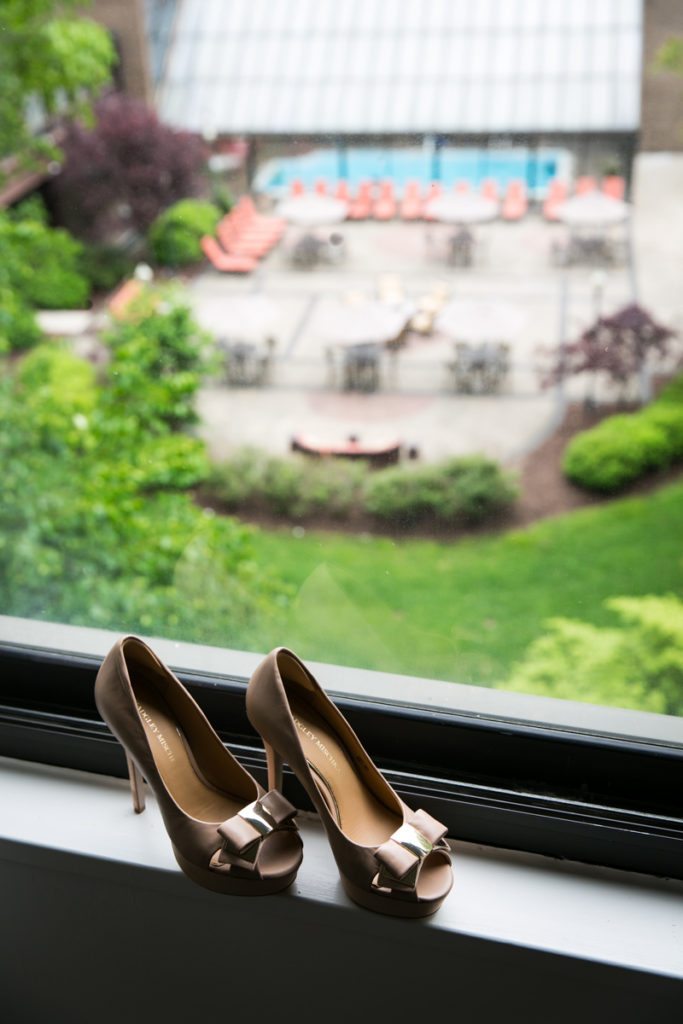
[{"left": 1, "top": 754, "right": 682, "bottom": 984}]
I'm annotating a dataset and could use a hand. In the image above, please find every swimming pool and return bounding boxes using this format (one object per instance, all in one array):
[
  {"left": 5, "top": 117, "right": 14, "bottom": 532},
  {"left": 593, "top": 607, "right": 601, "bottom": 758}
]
[{"left": 255, "top": 146, "right": 571, "bottom": 196}]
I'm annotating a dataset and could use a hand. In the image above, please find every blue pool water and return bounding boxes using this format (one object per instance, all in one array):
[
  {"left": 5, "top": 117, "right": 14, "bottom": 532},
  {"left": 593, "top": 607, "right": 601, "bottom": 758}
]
[{"left": 256, "top": 146, "right": 569, "bottom": 196}]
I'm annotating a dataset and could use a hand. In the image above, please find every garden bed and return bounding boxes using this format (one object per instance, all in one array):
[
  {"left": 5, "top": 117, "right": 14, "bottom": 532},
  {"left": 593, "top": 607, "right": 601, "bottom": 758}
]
[{"left": 198, "top": 400, "right": 683, "bottom": 540}]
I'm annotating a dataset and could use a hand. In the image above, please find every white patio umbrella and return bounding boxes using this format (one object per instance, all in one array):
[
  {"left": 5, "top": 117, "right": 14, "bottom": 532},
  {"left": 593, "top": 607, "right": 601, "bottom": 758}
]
[
  {"left": 424, "top": 193, "right": 499, "bottom": 224},
  {"left": 320, "top": 300, "right": 413, "bottom": 346},
  {"left": 193, "top": 294, "right": 279, "bottom": 340},
  {"left": 436, "top": 299, "right": 526, "bottom": 342},
  {"left": 555, "top": 191, "right": 630, "bottom": 228},
  {"left": 276, "top": 194, "right": 348, "bottom": 226}
]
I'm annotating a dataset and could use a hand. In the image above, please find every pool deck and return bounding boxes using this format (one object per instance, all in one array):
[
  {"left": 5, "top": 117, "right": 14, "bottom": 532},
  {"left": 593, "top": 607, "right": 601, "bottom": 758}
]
[{"left": 189, "top": 153, "right": 681, "bottom": 466}]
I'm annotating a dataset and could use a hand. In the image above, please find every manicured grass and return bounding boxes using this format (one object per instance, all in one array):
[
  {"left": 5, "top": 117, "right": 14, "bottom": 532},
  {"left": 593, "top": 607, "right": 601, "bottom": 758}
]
[{"left": 250, "top": 481, "right": 683, "bottom": 686}]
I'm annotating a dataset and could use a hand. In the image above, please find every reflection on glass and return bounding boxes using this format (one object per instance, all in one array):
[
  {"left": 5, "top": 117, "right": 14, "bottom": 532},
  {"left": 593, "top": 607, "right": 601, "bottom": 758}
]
[{"left": 1, "top": 0, "right": 681, "bottom": 719}]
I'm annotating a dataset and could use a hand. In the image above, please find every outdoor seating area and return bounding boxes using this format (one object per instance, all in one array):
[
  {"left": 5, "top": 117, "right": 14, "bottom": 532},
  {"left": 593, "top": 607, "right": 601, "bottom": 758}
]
[{"left": 275, "top": 175, "right": 627, "bottom": 226}]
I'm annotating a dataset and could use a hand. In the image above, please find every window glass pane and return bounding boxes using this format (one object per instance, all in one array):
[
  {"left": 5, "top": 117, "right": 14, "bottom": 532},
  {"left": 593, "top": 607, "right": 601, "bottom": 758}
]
[{"left": 4, "top": 0, "right": 682, "bottom": 733}]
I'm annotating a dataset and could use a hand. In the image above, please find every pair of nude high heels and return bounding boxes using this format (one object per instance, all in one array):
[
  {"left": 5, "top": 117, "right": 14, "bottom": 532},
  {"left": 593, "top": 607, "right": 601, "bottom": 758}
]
[{"left": 95, "top": 636, "right": 453, "bottom": 918}]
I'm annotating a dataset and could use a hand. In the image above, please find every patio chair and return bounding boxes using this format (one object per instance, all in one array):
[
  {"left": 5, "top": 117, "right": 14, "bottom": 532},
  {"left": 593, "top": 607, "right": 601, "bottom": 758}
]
[
  {"left": 314, "top": 179, "right": 327, "bottom": 196},
  {"left": 335, "top": 181, "right": 351, "bottom": 202},
  {"left": 348, "top": 181, "right": 374, "bottom": 220},
  {"left": 423, "top": 181, "right": 443, "bottom": 220},
  {"left": 543, "top": 178, "right": 567, "bottom": 221},
  {"left": 290, "top": 179, "right": 305, "bottom": 197},
  {"left": 201, "top": 236, "right": 257, "bottom": 274},
  {"left": 373, "top": 180, "right": 397, "bottom": 220},
  {"left": 576, "top": 176, "right": 597, "bottom": 195},
  {"left": 481, "top": 179, "right": 499, "bottom": 201},
  {"left": 400, "top": 180, "right": 423, "bottom": 220},
  {"left": 602, "top": 176, "right": 625, "bottom": 200},
  {"left": 502, "top": 180, "right": 528, "bottom": 221},
  {"left": 455, "top": 180, "right": 470, "bottom": 194}
]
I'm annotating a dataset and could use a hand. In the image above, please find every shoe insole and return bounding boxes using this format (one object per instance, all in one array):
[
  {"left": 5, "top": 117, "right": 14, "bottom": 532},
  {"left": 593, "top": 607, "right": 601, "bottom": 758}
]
[
  {"left": 289, "top": 696, "right": 400, "bottom": 847},
  {"left": 134, "top": 677, "right": 241, "bottom": 823}
]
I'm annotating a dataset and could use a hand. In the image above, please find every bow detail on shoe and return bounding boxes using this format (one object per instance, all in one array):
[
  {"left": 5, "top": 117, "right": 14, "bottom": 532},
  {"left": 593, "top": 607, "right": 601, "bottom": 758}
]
[
  {"left": 373, "top": 809, "right": 449, "bottom": 893},
  {"left": 210, "top": 790, "right": 297, "bottom": 874}
]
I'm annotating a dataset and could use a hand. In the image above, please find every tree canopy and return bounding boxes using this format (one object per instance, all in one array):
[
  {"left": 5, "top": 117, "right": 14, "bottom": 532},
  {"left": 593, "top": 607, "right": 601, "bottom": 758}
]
[{"left": 0, "top": 0, "right": 115, "bottom": 164}]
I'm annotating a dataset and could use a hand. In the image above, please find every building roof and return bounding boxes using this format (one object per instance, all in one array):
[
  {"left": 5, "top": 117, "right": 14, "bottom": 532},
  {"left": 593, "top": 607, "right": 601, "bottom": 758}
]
[{"left": 156, "top": 0, "right": 643, "bottom": 137}]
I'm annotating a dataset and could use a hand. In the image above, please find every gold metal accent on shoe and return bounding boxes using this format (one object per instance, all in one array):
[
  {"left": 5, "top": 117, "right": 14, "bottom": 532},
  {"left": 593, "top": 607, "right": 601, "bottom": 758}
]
[
  {"left": 374, "top": 823, "right": 434, "bottom": 891},
  {"left": 239, "top": 799, "right": 276, "bottom": 837},
  {"left": 391, "top": 823, "right": 434, "bottom": 859}
]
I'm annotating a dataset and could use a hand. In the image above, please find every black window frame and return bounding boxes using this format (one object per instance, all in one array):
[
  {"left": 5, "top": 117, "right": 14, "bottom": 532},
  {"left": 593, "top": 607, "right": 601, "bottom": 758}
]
[{"left": 0, "top": 617, "right": 681, "bottom": 881}]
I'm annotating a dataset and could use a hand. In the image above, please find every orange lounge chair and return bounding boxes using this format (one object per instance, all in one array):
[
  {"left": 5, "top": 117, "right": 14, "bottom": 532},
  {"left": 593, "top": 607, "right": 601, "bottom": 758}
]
[
  {"left": 400, "top": 180, "right": 423, "bottom": 220},
  {"left": 576, "top": 176, "right": 597, "bottom": 195},
  {"left": 290, "top": 179, "right": 305, "bottom": 197},
  {"left": 481, "top": 179, "right": 498, "bottom": 201},
  {"left": 217, "top": 218, "right": 272, "bottom": 259},
  {"left": 201, "top": 236, "right": 256, "bottom": 273},
  {"left": 423, "top": 181, "right": 443, "bottom": 220},
  {"left": 602, "top": 175, "right": 625, "bottom": 200},
  {"left": 373, "top": 180, "right": 397, "bottom": 220},
  {"left": 314, "top": 180, "right": 327, "bottom": 196},
  {"left": 502, "top": 179, "right": 528, "bottom": 220},
  {"left": 455, "top": 180, "right": 470, "bottom": 194},
  {"left": 348, "top": 181, "right": 373, "bottom": 220},
  {"left": 543, "top": 178, "right": 567, "bottom": 220},
  {"left": 108, "top": 279, "right": 144, "bottom": 319},
  {"left": 335, "top": 181, "right": 351, "bottom": 202},
  {"left": 233, "top": 195, "right": 285, "bottom": 234}
]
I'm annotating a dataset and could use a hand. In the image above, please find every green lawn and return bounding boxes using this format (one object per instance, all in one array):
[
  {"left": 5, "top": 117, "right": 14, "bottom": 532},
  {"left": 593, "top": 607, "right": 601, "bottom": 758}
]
[{"left": 250, "top": 481, "right": 683, "bottom": 686}]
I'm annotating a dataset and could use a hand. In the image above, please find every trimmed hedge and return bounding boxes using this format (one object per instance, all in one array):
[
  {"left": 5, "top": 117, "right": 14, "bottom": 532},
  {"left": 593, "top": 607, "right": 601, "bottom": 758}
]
[
  {"left": 564, "top": 374, "right": 683, "bottom": 493},
  {"left": 148, "top": 199, "right": 221, "bottom": 266},
  {"left": 363, "top": 455, "right": 517, "bottom": 526},
  {"left": 205, "top": 450, "right": 517, "bottom": 527},
  {"left": 206, "top": 450, "right": 365, "bottom": 520}
]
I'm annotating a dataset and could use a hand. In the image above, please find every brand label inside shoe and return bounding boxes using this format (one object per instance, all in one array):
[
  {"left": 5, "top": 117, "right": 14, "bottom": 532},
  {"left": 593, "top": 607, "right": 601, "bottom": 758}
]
[
  {"left": 137, "top": 702, "right": 176, "bottom": 762},
  {"left": 293, "top": 717, "right": 339, "bottom": 771}
]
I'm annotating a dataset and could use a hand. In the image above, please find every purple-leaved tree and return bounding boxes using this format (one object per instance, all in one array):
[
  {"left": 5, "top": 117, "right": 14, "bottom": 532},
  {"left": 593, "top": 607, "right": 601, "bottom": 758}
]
[
  {"left": 51, "top": 93, "right": 206, "bottom": 240},
  {"left": 546, "top": 303, "right": 677, "bottom": 404}
]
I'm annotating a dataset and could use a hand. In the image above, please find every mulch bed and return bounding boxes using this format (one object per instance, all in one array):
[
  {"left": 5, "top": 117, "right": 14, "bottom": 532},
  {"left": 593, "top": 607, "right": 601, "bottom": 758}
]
[{"left": 199, "top": 400, "right": 683, "bottom": 540}]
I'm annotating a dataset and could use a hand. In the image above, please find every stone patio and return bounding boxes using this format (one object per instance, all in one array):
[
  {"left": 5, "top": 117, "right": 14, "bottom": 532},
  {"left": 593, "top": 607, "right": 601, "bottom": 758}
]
[{"left": 189, "top": 199, "right": 641, "bottom": 464}]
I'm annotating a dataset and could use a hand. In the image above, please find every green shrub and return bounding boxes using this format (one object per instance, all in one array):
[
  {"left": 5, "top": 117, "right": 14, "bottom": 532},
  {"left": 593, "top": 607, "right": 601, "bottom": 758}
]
[
  {"left": 0, "top": 213, "right": 90, "bottom": 310},
  {"left": 148, "top": 199, "right": 221, "bottom": 266},
  {"left": 499, "top": 594, "right": 683, "bottom": 715},
  {"left": 0, "top": 286, "right": 41, "bottom": 353},
  {"left": 364, "top": 456, "right": 517, "bottom": 526},
  {"left": 564, "top": 371, "right": 683, "bottom": 493},
  {"left": 80, "top": 243, "right": 133, "bottom": 292},
  {"left": 207, "top": 449, "right": 365, "bottom": 519},
  {"left": 564, "top": 415, "right": 671, "bottom": 492},
  {"left": 643, "top": 405, "right": 683, "bottom": 459}
]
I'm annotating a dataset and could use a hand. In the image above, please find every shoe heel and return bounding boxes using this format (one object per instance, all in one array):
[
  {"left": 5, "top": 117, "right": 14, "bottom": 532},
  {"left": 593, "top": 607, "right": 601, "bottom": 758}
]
[
  {"left": 126, "top": 752, "right": 146, "bottom": 814},
  {"left": 264, "top": 741, "right": 283, "bottom": 791}
]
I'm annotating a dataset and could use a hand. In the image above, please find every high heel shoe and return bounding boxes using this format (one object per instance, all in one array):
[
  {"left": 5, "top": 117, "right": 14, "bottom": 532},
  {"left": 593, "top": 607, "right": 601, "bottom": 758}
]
[
  {"left": 95, "top": 636, "right": 303, "bottom": 895},
  {"left": 247, "top": 648, "right": 453, "bottom": 918}
]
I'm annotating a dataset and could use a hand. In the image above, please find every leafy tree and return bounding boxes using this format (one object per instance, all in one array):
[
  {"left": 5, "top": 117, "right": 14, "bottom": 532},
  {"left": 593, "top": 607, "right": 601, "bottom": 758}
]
[
  {"left": 0, "top": 300, "right": 289, "bottom": 647},
  {"left": 0, "top": 0, "right": 114, "bottom": 165},
  {"left": 102, "top": 293, "right": 216, "bottom": 433},
  {"left": 52, "top": 94, "right": 206, "bottom": 240},
  {"left": 500, "top": 595, "right": 683, "bottom": 715}
]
